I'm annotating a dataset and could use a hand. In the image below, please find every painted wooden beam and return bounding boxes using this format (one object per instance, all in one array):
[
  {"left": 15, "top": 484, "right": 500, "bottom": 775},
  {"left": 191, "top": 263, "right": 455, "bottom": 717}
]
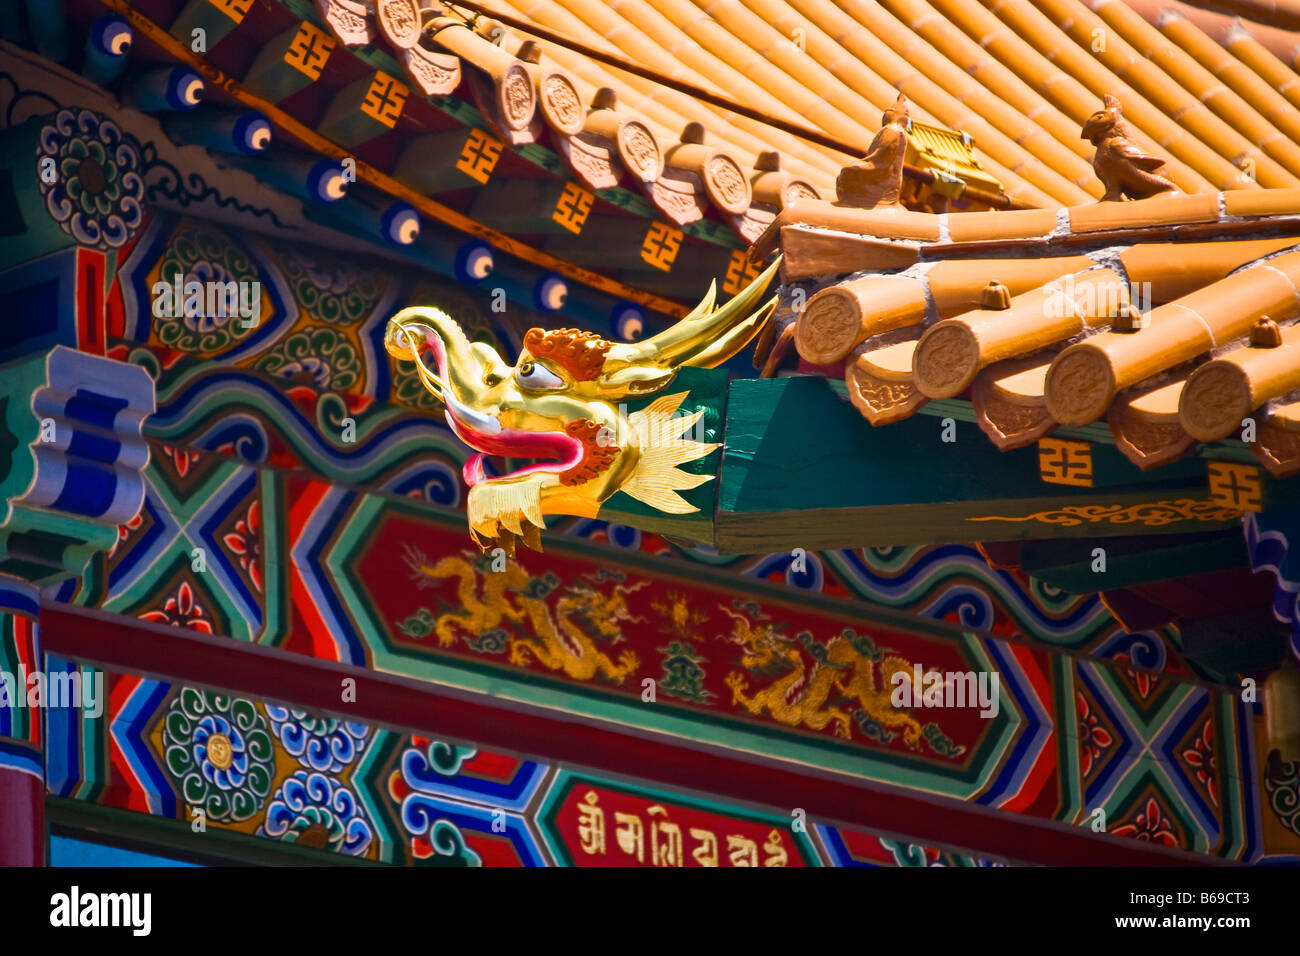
[
  {"left": 715, "top": 376, "right": 1258, "bottom": 553},
  {"left": 619, "top": 248, "right": 747, "bottom": 300},
  {"left": 23, "top": 0, "right": 67, "bottom": 63},
  {"left": 121, "top": 65, "right": 205, "bottom": 113},
  {"left": 391, "top": 128, "right": 505, "bottom": 195},
  {"left": 315, "top": 69, "right": 411, "bottom": 147},
  {"left": 81, "top": 13, "right": 132, "bottom": 86},
  {"left": 169, "top": 0, "right": 252, "bottom": 51},
  {"left": 468, "top": 178, "right": 591, "bottom": 235},
  {"left": 161, "top": 107, "right": 272, "bottom": 155},
  {"left": 99, "top": 0, "right": 692, "bottom": 317},
  {"left": 242, "top": 20, "right": 336, "bottom": 102},
  {"left": 276, "top": 0, "right": 740, "bottom": 251},
  {"left": 303, "top": 190, "right": 420, "bottom": 246},
  {"left": 546, "top": 216, "right": 709, "bottom": 274},
  {"left": 1016, "top": 529, "right": 1248, "bottom": 593},
  {"left": 39, "top": 603, "right": 1215, "bottom": 866}
]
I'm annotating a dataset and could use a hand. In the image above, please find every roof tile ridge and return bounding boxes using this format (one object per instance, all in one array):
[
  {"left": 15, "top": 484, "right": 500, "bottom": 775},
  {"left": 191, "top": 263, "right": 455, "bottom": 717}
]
[
  {"left": 773, "top": 0, "right": 1098, "bottom": 203},
  {"left": 763, "top": 188, "right": 1300, "bottom": 249},
  {"left": 1085, "top": 0, "right": 1300, "bottom": 181},
  {"left": 1033, "top": 0, "right": 1296, "bottom": 188},
  {"left": 979, "top": 0, "right": 1253, "bottom": 190}
]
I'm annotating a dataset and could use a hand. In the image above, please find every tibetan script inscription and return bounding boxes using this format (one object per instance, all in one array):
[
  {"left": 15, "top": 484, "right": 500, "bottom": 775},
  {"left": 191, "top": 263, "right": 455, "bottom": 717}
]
[{"left": 560, "top": 782, "right": 803, "bottom": 867}]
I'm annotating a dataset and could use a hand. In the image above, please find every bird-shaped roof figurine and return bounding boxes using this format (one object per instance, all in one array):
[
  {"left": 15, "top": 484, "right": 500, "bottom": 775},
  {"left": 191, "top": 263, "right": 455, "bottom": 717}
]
[
  {"left": 836, "top": 92, "right": 909, "bottom": 209},
  {"left": 1081, "top": 94, "right": 1180, "bottom": 202}
]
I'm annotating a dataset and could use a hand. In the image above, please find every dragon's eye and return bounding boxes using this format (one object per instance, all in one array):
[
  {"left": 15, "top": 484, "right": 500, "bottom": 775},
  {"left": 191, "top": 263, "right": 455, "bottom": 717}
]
[{"left": 516, "top": 362, "right": 564, "bottom": 389}]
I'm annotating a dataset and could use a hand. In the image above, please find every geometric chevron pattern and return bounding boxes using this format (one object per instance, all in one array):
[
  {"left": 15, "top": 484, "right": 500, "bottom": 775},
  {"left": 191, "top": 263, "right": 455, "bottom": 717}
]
[
  {"left": 45, "top": 660, "right": 1005, "bottom": 866},
  {"left": 1069, "top": 660, "right": 1258, "bottom": 859},
  {"left": 104, "top": 454, "right": 264, "bottom": 642},
  {"left": 92, "top": 444, "right": 1263, "bottom": 860}
]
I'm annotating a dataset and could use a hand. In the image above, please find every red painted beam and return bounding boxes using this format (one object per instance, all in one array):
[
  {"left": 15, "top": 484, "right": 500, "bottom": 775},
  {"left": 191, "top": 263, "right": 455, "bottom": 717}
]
[
  {"left": 41, "top": 603, "right": 1217, "bottom": 866},
  {"left": 0, "top": 764, "right": 44, "bottom": 866}
]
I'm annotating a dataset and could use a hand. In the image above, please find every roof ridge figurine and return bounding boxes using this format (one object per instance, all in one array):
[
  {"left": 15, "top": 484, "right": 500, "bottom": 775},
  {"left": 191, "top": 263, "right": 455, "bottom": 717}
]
[
  {"left": 1082, "top": 94, "right": 1181, "bottom": 202},
  {"left": 835, "top": 92, "right": 909, "bottom": 209}
]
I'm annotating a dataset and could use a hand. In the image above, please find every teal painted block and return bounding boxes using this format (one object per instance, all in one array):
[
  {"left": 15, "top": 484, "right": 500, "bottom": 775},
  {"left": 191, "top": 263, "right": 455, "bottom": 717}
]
[
  {"left": 721, "top": 377, "right": 1199, "bottom": 514},
  {"left": 596, "top": 365, "right": 728, "bottom": 542}
]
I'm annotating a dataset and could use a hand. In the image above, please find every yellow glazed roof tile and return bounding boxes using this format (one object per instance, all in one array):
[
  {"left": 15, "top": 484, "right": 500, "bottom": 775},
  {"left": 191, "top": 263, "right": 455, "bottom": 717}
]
[{"left": 482, "top": 0, "right": 1300, "bottom": 210}]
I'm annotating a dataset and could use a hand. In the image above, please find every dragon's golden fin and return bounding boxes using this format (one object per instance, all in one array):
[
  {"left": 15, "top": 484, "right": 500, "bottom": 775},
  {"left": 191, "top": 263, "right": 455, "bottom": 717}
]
[{"left": 620, "top": 392, "right": 717, "bottom": 514}]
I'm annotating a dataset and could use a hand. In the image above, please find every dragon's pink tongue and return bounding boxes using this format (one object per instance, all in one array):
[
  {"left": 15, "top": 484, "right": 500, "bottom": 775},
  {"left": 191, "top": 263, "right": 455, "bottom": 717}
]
[
  {"left": 463, "top": 454, "right": 489, "bottom": 487},
  {"left": 457, "top": 426, "right": 583, "bottom": 487}
]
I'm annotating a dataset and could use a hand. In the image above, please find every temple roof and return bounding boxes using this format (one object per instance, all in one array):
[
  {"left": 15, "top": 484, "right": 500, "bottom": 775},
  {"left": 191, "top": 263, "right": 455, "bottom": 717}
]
[
  {"left": 79, "top": 0, "right": 1300, "bottom": 329},
  {"left": 484, "top": 0, "right": 1300, "bottom": 206},
  {"left": 762, "top": 187, "right": 1300, "bottom": 476},
  {"left": 54, "top": 1, "right": 1300, "bottom": 477}
]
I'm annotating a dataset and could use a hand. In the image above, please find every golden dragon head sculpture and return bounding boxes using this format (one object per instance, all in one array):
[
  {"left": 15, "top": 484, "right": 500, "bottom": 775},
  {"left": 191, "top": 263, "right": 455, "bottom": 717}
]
[{"left": 385, "top": 260, "right": 780, "bottom": 553}]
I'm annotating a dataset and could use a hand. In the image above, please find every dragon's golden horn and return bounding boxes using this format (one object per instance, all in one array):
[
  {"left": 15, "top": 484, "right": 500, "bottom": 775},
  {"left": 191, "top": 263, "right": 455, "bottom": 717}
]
[{"left": 618, "top": 257, "right": 781, "bottom": 369}]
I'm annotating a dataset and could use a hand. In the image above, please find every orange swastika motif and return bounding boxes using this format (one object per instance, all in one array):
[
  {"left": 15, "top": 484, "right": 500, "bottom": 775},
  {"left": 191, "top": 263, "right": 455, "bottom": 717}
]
[
  {"left": 284, "top": 21, "right": 336, "bottom": 81},
  {"left": 210, "top": 0, "right": 254, "bottom": 22},
  {"left": 553, "top": 183, "right": 595, "bottom": 235},
  {"left": 361, "top": 72, "right": 409, "bottom": 128},
  {"left": 1207, "top": 461, "right": 1262, "bottom": 511},
  {"left": 1038, "top": 438, "right": 1093, "bottom": 487},
  {"left": 456, "top": 129, "right": 504, "bottom": 185},
  {"left": 723, "top": 248, "right": 762, "bottom": 295},
  {"left": 641, "top": 222, "right": 683, "bottom": 272}
]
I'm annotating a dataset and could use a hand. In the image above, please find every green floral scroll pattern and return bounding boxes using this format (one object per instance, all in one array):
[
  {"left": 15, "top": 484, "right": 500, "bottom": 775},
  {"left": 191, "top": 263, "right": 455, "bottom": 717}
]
[
  {"left": 254, "top": 327, "right": 360, "bottom": 392},
  {"left": 154, "top": 225, "right": 263, "bottom": 353},
  {"left": 1265, "top": 750, "right": 1300, "bottom": 837},
  {"left": 163, "top": 688, "right": 274, "bottom": 823},
  {"left": 278, "top": 247, "right": 384, "bottom": 324}
]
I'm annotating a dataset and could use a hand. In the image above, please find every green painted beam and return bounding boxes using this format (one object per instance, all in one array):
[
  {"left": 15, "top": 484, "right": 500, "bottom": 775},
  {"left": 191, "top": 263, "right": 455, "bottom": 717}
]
[
  {"left": 596, "top": 366, "right": 726, "bottom": 545},
  {"left": 1017, "top": 530, "right": 1248, "bottom": 593},
  {"left": 715, "top": 376, "right": 1262, "bottom": 553}
]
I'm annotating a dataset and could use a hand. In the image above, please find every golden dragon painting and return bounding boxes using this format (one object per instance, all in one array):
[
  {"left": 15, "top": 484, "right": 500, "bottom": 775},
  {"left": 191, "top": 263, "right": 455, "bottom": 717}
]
[
  {"left": 721, "top": 605, "right": 962, "bottom": 755},
  {"left": 385, "top": 261, "right": 779, "bottom": 551},
  {"left": 401, "top": 545, "right": 643, "bottom": 683}
]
